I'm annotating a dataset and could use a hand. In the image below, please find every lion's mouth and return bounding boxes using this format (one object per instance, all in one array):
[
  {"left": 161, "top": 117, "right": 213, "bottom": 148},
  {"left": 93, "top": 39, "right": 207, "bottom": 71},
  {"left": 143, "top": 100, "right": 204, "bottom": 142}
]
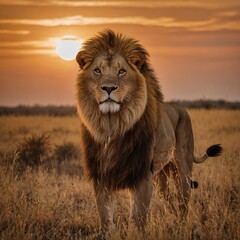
[
  {"left": 99, "top": 98, "right": 121, "bottom": 113},
  {"left": 100, "top": 98, "right": 121, "bottom": 104}
]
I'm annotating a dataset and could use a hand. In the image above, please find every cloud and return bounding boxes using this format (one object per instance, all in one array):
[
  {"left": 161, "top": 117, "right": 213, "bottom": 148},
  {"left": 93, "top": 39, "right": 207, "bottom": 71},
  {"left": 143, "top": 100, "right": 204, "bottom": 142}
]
[
  {"left": 0, "top": 38, "right": 57, "bottom": 56},
  {"left": 0, "top": 40, "right": 53, "bottom": 48},
  {"left": 1, "top": 1, "right": 239, "bottom": 33},
  {"left": 192, "top": 21, "right": 240, "bottom": 31},
  {"left": 0, "top": 48, "right": 56, "bottom": 56},
  {"left": 0, "top": 29, "right": 30, "bottom": 35},
  {"left": 217, "top": 11, "right": 239, "bottom": 17},
  {"left": 0, "top": 37, "right": 84, "bottom": 57},
  {"left": 1, "top": 15, "right": 239, "bottom": 31},
  {"left": 0, "top": 16, "right": 215, "bottom": 28},
  {"left": 1, "top": 0, "right": 240, "bottom": 8}
]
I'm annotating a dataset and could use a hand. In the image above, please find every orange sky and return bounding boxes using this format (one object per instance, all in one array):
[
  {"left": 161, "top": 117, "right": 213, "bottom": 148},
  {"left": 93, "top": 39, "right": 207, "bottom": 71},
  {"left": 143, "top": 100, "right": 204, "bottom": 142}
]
[{"left": 0, "top": 0, "right": 240, "bottom": 105}]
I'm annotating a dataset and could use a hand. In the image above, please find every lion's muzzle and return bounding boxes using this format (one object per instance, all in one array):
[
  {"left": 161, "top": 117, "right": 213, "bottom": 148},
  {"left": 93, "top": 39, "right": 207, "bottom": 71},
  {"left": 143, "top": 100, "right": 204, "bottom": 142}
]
[{"left": 99, "top": 84, "right": 121, "bottom": 114}]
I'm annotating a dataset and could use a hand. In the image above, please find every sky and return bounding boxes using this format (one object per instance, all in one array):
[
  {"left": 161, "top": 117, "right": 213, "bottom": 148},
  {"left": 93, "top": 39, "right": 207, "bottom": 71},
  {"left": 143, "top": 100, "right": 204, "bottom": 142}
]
[{"left": 0, "top": 0, "right": 240, "bottom": 106}]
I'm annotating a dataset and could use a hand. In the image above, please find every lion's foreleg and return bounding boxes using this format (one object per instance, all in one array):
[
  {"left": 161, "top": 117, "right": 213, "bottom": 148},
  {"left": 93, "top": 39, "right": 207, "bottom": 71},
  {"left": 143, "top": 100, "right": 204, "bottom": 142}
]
[
  {"left": 129, "top": 177, "right": 153, "bottom": 229},
  {"left": 94, "top": 183, "right": 114, "bottom": 233}
]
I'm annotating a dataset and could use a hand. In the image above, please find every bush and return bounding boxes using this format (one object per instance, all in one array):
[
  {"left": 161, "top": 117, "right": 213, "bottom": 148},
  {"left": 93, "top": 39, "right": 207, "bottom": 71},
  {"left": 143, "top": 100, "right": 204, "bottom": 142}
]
[
  {"left": 17, "top": 133, "right": 51, "bottom": 167},
  {"left": 54, "top": 142, "right": 80, "bottom": 161}
]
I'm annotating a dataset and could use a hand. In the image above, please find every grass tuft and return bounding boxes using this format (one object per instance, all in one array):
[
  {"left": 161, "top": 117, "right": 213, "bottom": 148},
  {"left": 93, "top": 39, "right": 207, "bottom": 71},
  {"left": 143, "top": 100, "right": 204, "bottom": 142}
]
[
  {"left": 17, "top": 133, "right": 51, "bottom": 168},
  {"left": 54, "top": 142, "right": 80, "bottom": 161}
]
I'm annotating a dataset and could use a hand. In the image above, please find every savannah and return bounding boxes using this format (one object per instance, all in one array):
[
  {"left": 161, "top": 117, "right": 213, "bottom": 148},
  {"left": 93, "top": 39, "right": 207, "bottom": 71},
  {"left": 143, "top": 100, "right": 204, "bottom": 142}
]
[{"left": 0, "top": 108, "right": 239, "bottom": 240}]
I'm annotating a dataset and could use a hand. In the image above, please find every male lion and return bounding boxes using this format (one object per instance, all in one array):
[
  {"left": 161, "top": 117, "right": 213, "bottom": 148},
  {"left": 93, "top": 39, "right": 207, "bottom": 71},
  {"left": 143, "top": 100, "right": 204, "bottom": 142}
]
[{"left": 76, "top": 30, "right": 222, "bottom": 232}]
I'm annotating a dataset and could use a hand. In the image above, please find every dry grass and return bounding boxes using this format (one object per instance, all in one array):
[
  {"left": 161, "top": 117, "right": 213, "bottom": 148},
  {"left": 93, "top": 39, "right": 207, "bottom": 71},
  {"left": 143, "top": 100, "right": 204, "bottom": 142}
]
[{"left": 0, "top": 110, "right": 239, "bottom": 240}]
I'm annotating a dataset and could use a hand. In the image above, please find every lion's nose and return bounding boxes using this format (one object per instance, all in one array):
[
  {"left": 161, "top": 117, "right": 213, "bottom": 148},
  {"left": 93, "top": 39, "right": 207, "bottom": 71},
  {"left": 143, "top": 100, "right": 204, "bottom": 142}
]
[{"left": 101, "top": 85, "right": 118, "bottom": 94}]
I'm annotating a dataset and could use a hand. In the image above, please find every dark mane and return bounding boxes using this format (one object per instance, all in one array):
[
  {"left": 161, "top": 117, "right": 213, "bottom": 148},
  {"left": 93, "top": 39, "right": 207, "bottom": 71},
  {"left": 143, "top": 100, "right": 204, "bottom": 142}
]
[{"left": 81, "top": 109, "right": 154, "bottom": 190}]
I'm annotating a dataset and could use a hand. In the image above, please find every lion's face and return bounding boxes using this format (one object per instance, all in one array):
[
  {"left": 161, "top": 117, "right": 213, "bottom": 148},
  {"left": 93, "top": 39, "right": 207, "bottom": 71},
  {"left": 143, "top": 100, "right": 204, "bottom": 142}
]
[
  {"left": 76, "top": 31, "right": 150, "bottom": 141},
  {"left": 76, "top": 53, "right": 147, "bottom": 140},
  {"left": 86, "top": 54, "right": 143, "bottom": 114}
]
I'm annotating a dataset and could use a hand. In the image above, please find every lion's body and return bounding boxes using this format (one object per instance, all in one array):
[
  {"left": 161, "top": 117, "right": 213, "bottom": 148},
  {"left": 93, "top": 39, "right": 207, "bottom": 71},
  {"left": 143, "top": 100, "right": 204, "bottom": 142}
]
[
  {"left": 76, "top": 30, "right": 222, "bottom": 232},
  {"left": 153, "top": 103, "right": 195, "bottom": 210}
]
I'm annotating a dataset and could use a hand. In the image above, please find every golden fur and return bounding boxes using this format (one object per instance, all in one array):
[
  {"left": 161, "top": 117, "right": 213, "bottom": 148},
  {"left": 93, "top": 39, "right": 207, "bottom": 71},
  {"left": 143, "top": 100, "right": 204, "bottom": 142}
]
[{"left": 75, "top": 30, "right": 222, "bottom": 232}]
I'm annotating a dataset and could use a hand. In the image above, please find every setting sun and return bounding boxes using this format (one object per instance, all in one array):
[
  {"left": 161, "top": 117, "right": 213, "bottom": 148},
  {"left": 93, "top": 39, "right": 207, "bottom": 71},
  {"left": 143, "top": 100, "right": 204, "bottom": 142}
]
[{"left": 56, "top": 35, "right": 83, "bottom": 61}]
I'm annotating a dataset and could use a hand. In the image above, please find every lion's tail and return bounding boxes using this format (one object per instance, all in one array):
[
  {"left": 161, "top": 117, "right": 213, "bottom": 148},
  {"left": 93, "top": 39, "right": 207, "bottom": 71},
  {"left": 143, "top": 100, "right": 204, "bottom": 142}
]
[{"left": 193, "top": 144, "right": 223, "bottom": 164}]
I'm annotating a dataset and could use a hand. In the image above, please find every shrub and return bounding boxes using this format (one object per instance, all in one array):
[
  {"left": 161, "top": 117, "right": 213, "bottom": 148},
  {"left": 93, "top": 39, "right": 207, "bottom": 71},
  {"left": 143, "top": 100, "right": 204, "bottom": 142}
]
[
  {"left": 54, "top": 142, "right": 80, "bottom": 161},
  {"left": 17, "top": 133, "right": 51, "bottom": 167}
]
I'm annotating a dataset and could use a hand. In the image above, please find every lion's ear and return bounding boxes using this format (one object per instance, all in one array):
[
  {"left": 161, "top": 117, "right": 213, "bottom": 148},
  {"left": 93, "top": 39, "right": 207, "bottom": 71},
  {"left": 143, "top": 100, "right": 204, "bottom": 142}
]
[
  {"left": 76, "top": 51, "right": 91, "bottom": 70},
  {"left": 128, "top": 49, "right": 146, "bottom": 70}
]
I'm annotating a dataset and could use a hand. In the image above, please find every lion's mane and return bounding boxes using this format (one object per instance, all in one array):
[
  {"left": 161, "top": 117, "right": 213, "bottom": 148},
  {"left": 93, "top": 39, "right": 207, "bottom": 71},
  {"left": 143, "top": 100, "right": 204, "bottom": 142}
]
[{"left": 76, "top": 30, "right": 163, "bottom": 190}]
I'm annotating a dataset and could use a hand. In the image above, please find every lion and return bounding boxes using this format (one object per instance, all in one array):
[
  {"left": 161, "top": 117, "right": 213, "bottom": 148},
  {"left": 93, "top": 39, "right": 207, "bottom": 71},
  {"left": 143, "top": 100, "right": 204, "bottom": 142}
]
[{"left": 75, "top": 30, "right": 222, "bottom": 232}]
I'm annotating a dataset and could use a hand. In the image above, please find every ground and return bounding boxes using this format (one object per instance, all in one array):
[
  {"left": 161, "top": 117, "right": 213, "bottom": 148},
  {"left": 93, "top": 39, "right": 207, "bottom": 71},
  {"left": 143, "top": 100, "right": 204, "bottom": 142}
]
[{"left": 0, "top": 109, "right": 239, "bottom": 239}]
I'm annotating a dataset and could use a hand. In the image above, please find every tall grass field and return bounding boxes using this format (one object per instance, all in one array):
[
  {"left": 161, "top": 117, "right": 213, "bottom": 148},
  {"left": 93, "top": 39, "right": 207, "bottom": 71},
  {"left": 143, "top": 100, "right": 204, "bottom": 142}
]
[{"left": 0, "top": 109, "right": 239, "bottom": 239}]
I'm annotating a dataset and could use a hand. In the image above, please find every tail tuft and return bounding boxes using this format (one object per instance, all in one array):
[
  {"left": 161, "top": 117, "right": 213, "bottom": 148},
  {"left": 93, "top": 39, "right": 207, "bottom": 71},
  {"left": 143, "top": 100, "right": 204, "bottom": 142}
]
[
  {"left": 206, "top": 144, "right": 223, "bottom": 157},
  {"left": 191, "top": 180, "right": 199, "bottom": 189}
]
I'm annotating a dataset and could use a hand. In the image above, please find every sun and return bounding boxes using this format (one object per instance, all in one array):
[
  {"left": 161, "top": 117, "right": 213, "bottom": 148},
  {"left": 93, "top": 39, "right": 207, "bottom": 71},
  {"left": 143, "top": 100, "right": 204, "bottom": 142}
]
[{"left": 56, "top": 35, "right": 83, "bottom": 61}]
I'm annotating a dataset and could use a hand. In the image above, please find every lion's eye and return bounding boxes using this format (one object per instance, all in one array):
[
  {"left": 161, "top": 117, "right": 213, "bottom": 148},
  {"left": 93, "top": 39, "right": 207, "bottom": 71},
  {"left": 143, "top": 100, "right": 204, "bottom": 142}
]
[
  {"left": 118, "top": 69, "right": 126, "bottom": 77},
  {"left": 94, "top": 68, "right": 101, "bottom": 75}
]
